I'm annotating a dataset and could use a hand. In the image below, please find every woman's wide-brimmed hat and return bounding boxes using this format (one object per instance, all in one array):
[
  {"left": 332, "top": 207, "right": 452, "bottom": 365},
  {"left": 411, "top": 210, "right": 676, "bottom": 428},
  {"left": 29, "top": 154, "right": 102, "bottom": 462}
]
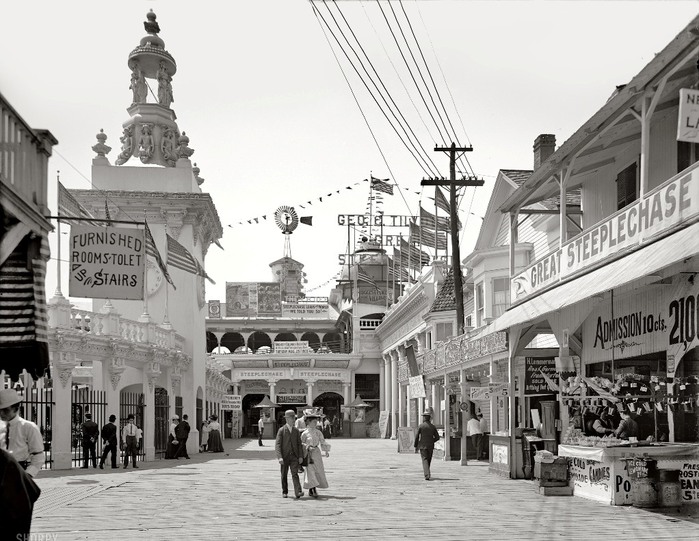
[{"left": 303, "top": 408, "right": 322, "bottom": 420}]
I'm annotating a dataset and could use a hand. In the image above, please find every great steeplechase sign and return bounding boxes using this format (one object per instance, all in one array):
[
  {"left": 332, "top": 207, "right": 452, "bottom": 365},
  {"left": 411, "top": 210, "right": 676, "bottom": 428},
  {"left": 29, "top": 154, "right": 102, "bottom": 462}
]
[{"left": 512, "top": 167, "right": 699, "bottom": 303}]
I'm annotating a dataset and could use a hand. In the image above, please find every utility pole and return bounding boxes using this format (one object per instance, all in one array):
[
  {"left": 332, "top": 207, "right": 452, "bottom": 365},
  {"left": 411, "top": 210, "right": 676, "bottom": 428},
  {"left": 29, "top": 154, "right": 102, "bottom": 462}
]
[{"left": 421, "top": 143, "right": 483, "bottom": 336}]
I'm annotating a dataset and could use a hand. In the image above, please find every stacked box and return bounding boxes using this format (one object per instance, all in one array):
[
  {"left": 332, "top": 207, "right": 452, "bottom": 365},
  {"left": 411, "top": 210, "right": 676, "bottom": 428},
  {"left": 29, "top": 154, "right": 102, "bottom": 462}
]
[{"left": 538, "top": 457, "right": 568, "bottom": 487}]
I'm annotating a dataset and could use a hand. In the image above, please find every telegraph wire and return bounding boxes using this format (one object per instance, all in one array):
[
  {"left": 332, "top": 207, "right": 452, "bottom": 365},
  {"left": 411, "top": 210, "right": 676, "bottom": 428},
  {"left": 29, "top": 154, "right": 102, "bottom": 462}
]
[
  {"left": 316, "top": 1, "right": 439, "bottom": 178},
  {"left": 311, "top": 4, "right": 415, "bottom": 216},
  {"left": 326, "top": 1, "right": 442, "bottom": 178}
]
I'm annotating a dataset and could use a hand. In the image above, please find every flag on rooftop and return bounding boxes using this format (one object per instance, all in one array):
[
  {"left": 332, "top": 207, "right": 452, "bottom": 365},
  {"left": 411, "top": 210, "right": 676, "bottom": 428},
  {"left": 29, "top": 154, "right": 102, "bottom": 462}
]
[
  {"left": 357, "top": 265, "right": 379, "bottom": 289},
  {"left": 431, "top": 187, "right": 451, "bottom": 215},
  {"left": 409, "top": 221, "right": 447, "bottom": 250},
  {"left": 370, "top": 176, "right": 394, "bottom": 195}
]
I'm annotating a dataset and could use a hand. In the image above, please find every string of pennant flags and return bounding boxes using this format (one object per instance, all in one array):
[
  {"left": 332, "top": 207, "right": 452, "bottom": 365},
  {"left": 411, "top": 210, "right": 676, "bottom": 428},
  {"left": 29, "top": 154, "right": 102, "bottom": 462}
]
[{"left": 226, "top": 177, "right": 421, "bottom": 228}]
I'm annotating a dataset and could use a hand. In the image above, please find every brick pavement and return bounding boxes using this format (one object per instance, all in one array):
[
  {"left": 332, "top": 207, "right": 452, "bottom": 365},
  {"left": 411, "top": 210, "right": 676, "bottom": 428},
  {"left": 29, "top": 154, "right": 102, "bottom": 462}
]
[{"left": 28, "top": 438, "right": 699, "bottom": 540}]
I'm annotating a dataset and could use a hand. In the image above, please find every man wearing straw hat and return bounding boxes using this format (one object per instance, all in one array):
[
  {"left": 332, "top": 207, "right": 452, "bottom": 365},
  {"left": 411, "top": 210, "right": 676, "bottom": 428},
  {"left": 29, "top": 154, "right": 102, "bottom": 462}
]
[
  {"left": 275, "top": 409, "right": 304, "bottom": 499},
  {"left": 0, "top": 389, "right": 44, "bottom": 477}
]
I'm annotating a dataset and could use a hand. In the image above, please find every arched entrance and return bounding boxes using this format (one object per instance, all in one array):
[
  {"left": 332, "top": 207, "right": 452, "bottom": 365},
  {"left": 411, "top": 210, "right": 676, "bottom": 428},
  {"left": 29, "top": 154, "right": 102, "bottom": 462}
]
[
  {"left": 242, "top": 394, "right": 265, "bottom": 437},
  {"left": 248, "top": 332, "right": 271, "bottom": 352},
  {"left": 313, "top": 392, "right": 344, "bottom": 436},
  {"left": 221, "top": 332, "right": 245, "bottom": 352}
]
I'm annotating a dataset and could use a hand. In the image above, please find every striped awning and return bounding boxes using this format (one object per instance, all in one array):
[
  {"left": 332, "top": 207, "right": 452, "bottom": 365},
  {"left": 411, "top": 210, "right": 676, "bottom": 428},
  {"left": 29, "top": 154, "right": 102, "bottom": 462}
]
[{"left": 0, "top": 234, "right": 50, "bottom": 380}]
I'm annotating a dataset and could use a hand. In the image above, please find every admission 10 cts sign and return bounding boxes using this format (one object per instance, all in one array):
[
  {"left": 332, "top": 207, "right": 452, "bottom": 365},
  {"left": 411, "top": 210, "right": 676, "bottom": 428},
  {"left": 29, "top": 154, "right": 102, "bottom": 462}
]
[{"left": 69, "top": 225, "right": 145, "bottom": 300}]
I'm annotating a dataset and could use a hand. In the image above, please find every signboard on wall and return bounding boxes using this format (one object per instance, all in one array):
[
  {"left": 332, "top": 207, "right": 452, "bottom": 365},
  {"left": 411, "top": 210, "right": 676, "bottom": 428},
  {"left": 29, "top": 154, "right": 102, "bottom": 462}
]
[
  {"left": 408, "top": 376, "right": 426, "bottom": 398},
  {"left": 281, "top": 303, "right": 329, "bottom": 318},
  {"left": 225, "top": 282, "right": 282, "bottom": 317},
  {"left": 524, "top": 357, "right": 557, "bottom": 395},
  {"left": 273, "top": 341, "right": 311, "bottom": 354},
  {"left": 397, "top": 427, "right": 416, "bottom": 453},
  {"left": 208, "top": 300, "right": 221, "bottom": 318},
  {"left": 221, "top": 395, "right": 242, "bottom": 411},
  {"left": 69, "top": 226, "right": 145, "bottom": 300},
  {"left": 582, "top": 277, "right": 698, "bottom": 372},
  {"left": 511, "top": 169, "right": 698, "bottom": 302},
  {"left": 678, "top": 88, "right": 699, "bottom": 143}
]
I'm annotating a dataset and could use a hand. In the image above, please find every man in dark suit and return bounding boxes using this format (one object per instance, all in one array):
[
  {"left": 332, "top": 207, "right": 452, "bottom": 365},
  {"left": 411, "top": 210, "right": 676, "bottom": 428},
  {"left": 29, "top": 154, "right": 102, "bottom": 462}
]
[
  {"left": 175, "top": 414, "right": 191, "bottom": 459},
  {"left": 99, "top": 414, "right": 118, "bottom": 469},
  {"left": 275, "top": 409, "right": 304, "bottom": 499},
  {"left": 80, "top": 413, "right": 99, "bottom": 469},
  {"left": 0, "top": 448, "right": 41, "bottom": 539},
  {"left": 414, "top": 409, "right": 440, "bottom": 480}
]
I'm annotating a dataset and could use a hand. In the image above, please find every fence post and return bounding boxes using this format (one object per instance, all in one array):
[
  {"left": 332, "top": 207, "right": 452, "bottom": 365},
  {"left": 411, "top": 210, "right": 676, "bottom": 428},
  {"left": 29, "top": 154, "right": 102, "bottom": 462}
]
[{"left": 52, "top": 356, "right": 76, "bottom": 469}]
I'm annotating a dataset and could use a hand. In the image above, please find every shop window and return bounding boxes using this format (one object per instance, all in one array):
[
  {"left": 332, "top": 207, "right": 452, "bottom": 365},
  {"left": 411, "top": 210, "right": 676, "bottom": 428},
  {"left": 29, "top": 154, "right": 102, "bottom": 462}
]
[
  {"left": 616, "top": 162, "right": 637, "bottom": 210},
  {"left": 677, "top": 141, "right": 699, "bottom": 173},
  {"left": 476, "top": 283, "right": 485, "bottom": 327},
  {"left": 492, "top": 278, "right": 510, "bottom": 318}
]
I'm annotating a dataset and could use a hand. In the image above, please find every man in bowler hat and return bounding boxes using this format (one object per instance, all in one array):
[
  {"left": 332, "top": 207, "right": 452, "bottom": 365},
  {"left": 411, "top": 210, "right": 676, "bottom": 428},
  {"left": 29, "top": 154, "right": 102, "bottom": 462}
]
[
  {"left": 99, "top": 414, "right": 118, "bottom": 469},
  {"left": 275, "top": 410, "right": 304, "bottom": 499},
  {"left": 414, "top": 409, "right": 440, "bottom": 480}
]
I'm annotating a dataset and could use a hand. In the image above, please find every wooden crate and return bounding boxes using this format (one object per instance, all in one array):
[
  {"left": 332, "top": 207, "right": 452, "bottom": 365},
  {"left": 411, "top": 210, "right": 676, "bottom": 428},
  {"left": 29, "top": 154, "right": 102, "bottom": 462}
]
[{"left": 536, "top": 458, "right": 568, "bottom": 487}]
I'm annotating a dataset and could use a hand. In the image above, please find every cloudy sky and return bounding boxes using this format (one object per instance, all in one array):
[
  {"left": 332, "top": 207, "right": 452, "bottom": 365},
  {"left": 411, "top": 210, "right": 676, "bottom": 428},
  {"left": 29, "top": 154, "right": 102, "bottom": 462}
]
[{"left": 1, "top": 0, "right": 697, "bottom": 304}]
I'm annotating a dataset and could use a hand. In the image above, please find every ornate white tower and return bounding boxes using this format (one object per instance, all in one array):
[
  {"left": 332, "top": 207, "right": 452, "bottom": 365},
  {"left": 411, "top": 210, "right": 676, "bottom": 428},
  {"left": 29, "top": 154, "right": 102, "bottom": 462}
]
[{"left": 71, "top": 11, "right": 223, "bottom": 459}]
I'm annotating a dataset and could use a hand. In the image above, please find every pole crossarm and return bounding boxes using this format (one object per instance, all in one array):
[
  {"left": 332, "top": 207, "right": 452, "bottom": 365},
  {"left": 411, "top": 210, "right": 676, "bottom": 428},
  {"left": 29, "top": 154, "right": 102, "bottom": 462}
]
[{"left": 420, "top": 178, "right": 484, "bottom": 187}]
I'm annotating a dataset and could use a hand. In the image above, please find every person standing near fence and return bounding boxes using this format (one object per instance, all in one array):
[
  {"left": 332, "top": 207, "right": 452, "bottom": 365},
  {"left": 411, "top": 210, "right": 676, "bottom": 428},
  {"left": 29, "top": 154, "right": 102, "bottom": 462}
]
[
  {"left": 0, "top": 389, "right": 44, "bottom": 477},
  {"left": 258, "top": 416, "right": 265, "bottom": 446},
  {"left": 121, "top": 414, "right": 141, "bottom": 469},
  {"left": 80, "top": 413, "right": 99, "bottom": 469},
  {"left": 99, "top": 414, "right": 118, "bottom": 469}
]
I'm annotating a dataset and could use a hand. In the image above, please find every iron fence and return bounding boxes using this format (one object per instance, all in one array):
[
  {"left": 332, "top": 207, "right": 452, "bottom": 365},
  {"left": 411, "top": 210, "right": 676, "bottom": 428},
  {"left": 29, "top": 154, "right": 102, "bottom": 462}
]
[
  {"left": 154, "top": 388, "right": 169, "bottom": 459},
  {"left": 71, "top": 388, "right": 107, "bottom": 468},
  {"left": 19, "top": 385, "right": 54, "bottom": 470}
]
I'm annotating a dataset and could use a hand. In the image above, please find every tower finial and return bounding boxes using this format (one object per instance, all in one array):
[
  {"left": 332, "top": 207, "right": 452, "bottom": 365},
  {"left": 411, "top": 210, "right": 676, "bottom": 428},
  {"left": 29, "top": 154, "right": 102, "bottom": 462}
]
[{"left": 144, "top": 10, "right": 160, "bottom": 35}]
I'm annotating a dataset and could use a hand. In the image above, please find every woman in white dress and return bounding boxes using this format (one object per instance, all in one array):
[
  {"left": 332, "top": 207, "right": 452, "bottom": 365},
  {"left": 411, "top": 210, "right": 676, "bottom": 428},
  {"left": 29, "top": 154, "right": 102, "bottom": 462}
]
[
  {"left": 301, "top": 414, "right": 330, "bottom": 498},
  {"left": 207, "top": 415, "right": 224, "bottom": 453},
  {"left": 200, "top": 420, "right": 211, "bottom": 452}
]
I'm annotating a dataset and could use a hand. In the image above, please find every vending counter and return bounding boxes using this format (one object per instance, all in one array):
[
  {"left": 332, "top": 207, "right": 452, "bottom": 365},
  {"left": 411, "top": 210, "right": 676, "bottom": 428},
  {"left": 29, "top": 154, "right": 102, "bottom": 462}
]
[{"left": 558, "top": 443, "right": 699, "bottom": 505}]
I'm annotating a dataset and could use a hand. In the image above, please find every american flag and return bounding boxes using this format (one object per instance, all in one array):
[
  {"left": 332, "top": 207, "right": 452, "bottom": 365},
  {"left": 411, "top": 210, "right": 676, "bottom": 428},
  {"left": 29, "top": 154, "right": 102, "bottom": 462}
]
[
  {"left": 420, "top": 206, "right": 452, "bottom": 231},
  {"left": 431, "top": 187, "right": 451, "bottom": 214},
  {"left": 167, "top": 234, "right": 199, "bottom": 275},
  {"left": 57, "top": 182, "right": 101, "bottom": 225},
  {"left": 370, "top": 176, "right": 394, "bottom": 195},
  {"left": 357, "top": 265, "right": 378, "bottom": 288},
  {"left": 400, "top": 238, "right": 430, "bottom": 266},
  {"left": 145, "top": 223, "right": 175, "bottom": 289},
  {"left": 409, "top": 221, "right": 447, "bottom": 249}
]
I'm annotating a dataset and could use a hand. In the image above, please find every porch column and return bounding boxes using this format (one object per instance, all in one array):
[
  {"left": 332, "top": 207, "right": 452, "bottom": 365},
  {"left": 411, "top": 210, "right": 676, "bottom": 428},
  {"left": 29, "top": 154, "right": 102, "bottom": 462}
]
[
  {"left": 430, "top": 380, "right": 438, "bottom": 417},
  {"left": 398, "top": 383, "right": 404, "bottom": 429},
  {"left": 444, "top": 383, "right": 451, "bottom": 461},
  {"left": 390, "top": 353, "right": 398, "bottom": 440},
  {"left": 460, "top": 369, "right": 469, "bottom": 466},
  {"left": 268, "top": 381, "right": 276, "bottom": 402},
  {"left": 383, "top": 355, "right": 392, "bottom": 415},
  {"left": 342, "top": 383, "right": 351, "bottom": 422},
  {"left": 232, "top": 383, "right": 240, "bottom": 395},
  {"left": 306, "top": 381, "right": 314, "bottom": 406},
  {"left": 51, "top": 353, "right": 78, "bottom": 470},
  {"left": 143, "top": 364, "right": 159, "bottom": 462},
  {"left": 379, "top": 358, "right": 385, "bottom": 411}
]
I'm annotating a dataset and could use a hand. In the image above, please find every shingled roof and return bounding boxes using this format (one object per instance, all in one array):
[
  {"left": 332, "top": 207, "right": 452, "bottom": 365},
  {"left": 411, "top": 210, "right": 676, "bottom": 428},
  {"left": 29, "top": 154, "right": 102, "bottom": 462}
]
[
  {"left": 501, "top": 169, "right": 581, "bottom": 209},
  {"left": 430, "top": 270, "right": 456, "bottom": 312}
]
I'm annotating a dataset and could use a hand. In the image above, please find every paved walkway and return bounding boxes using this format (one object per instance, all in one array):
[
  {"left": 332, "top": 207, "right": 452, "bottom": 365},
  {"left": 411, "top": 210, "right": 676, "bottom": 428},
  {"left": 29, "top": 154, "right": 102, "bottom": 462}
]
[{"left": 31, "top": 438, "right": 699, "bottom": 540}]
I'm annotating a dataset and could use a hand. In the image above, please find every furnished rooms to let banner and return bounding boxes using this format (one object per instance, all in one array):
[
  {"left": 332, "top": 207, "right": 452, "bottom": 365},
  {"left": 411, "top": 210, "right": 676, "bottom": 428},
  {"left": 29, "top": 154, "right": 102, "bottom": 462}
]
[{"left": 69, "top": 225, "right": 145, "bottom": 300}]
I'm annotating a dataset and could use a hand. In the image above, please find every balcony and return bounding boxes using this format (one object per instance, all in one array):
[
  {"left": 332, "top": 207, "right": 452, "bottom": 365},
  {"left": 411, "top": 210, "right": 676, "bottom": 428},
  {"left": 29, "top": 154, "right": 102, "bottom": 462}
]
[{"left": 47, "top": 299, "right": 189, "bottom": 369}]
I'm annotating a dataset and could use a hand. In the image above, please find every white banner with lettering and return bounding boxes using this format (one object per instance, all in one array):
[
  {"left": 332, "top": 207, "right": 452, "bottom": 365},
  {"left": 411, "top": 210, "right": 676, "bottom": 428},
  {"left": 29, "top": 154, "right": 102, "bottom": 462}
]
[
  {"left": 69, "top": 225, "right": 145, "bottom": 300},
  {"left": 512, "top": 168, "right": 698, "bottom": 302}
]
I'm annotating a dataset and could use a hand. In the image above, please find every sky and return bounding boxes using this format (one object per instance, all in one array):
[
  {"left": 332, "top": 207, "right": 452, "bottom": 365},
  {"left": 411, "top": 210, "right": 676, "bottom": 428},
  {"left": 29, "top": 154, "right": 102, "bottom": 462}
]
[{"left": 1, "top": 0, "right": 698, "bottom": 306}]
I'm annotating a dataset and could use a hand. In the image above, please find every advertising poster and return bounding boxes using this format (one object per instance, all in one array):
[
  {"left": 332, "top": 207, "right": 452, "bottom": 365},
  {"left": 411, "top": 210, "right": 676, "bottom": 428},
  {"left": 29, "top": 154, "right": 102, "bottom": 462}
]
[
  {"left": 225, "top": 282, "right": 250, "bottom": 316},
  {"left": 258, "top": 282, "right": 282, "bottom": 316},
  {"left": 524, "top": 357, "right": 557, "bottom": 395},
  {"left": 69, "top": 225, "right": 144, "bottom": 300}
]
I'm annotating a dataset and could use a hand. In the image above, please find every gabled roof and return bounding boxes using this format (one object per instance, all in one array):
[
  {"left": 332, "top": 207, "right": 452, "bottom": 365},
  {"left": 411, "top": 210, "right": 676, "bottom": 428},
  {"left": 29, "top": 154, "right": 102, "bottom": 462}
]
[{"left": 429, "top": 270, "right": 455, "bottom": 312}]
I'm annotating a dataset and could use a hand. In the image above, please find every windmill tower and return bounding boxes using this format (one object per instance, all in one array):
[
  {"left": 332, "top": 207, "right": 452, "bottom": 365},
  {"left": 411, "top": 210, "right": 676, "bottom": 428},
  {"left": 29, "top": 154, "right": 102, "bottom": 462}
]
[{"left": 270, "top": 206, "right": 307, "bottom": 301}]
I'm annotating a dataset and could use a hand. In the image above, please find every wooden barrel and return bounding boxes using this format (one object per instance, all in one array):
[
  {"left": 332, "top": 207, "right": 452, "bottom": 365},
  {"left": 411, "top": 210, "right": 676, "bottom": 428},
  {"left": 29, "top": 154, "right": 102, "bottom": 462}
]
[{"left": 632, "top": 478, "right": 658, "bottom": 508}]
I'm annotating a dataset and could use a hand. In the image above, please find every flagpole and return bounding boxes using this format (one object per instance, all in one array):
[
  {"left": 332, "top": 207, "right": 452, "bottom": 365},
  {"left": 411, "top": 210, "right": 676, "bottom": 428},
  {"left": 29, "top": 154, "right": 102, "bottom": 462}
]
[
  {"left": 434, "top": 188, "right": 439, "bottom": 262},
  {"left": 368, "top": 174, "right": 373, "bottom": 243},
  {"left": 54, "top": 172, "right": 64, "bottom": 299},
  {"left": 162, "top": 224, "right": 172, "bottom": 329},
  {"left": 140, "top": 215, "right": 151, "bottom": 322}
]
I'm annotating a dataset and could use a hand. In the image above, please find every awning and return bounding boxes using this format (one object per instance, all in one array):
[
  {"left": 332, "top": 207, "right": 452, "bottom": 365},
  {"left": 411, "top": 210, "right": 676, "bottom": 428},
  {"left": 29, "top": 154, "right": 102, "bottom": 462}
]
[{"left": 484, "top": 222, "right": 699, "bottom": 334}]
